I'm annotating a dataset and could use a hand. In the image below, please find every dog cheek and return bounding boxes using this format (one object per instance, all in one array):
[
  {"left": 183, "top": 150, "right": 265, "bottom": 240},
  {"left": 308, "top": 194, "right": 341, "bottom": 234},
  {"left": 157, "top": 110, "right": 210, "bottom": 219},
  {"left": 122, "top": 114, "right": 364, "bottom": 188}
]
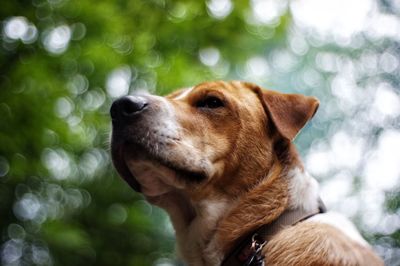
[{"left": 209, "top": 160, "right": 225, "bottom": 180}]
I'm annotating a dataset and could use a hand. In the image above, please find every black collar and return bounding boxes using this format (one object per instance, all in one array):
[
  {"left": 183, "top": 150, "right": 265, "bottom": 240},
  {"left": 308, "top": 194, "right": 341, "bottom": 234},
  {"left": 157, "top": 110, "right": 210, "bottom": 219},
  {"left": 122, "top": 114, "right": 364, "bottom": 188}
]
[{"left": 221, "top": 198, "right": 326, "bottom": 266}]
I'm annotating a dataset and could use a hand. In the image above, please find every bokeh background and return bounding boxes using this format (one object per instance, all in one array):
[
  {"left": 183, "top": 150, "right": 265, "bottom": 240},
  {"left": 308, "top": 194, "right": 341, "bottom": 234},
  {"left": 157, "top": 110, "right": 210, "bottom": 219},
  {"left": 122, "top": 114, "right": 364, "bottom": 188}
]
[{"left": 1, "top": 0, "right": 400, "bottom": 265}]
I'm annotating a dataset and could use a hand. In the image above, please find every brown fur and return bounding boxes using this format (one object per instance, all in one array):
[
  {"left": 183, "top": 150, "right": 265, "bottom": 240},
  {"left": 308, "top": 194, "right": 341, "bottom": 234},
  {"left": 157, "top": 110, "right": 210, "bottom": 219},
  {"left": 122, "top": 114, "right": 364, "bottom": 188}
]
[
  {"left": 110, "top": 81, "right": 383, "bottom": 266},
  {"left": 265, "top": 223, "right": 383, "bottom": 266},
  {"left": 217, "top": 161, "right": 288, "bottom": 254}
]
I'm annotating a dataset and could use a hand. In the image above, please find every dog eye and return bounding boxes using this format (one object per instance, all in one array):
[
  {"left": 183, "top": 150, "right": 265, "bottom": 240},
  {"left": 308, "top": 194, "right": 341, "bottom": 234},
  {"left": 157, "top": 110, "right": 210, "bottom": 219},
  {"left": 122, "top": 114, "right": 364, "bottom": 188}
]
[{"left": 196, "top": 96, "right": 224, "bottom": 109}]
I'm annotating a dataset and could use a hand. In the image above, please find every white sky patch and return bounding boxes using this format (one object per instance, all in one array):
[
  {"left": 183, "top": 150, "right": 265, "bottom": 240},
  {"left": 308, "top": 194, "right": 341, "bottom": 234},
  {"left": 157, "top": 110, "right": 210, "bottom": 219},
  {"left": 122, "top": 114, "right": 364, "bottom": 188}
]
[
  {"left": 3, "top": 16, "right": 38, "bottom": 44},
  {"left": 364, "top": 130, "right": 400, "bottom": 191},
  {"left": 43, "top": 25, "right": 71, "bottom": 54},
  {"left": 359, "top": 50, "right": 379, "bottom": 75},
  {"left": 302, "top": 68, "right": 323, "bottom": 88},
  {"left": 288, "top": 31, "right": 309, "bottom": 56},
  {"left": 199, "top": 47, "right": 220, "bottom": 67},
  {"left": 271, "top": 49, "right": 298, "bottom": 72},
  {"left": 306, "top": 147, "right": 331, "bottom": 176},
  {"left": 291, "top": 0, "right": 373, "bottom": 41},
  {"left": 320, "top": 171, "right": 353, "bottom": 207},
  {"left": 206, "top": 0, "right": 233, "bottom": 19},
  {"left": 315, "top": 52, "right": 339, "bottom": 73},
  {"left": 378, "top": 213, "right": 400, "bottom": 235},
  {"left": 245, "top": 56, "right": 270, "bottom": 78},
  {"left": 106, "top": 66, "right": 131, "bottom": 98},
  {"left": 330, "top": 72, "right": 360, "bottom": 108},
  {"left": 366, "top": 13, "right": 400, "bottom": 41},
  {"left": 379, "top": 51, "right": 399, "bottom": 73},
  {"left": 359, "top": 188, "right": 386, "bottom": 233},
  {"left": 330, "top": 131, "right": 364, "bottom": 170},
  {"left": 372, "top": 83, "right": 400, "bottom": 118},
  {"left": 41, "top": 148, "right": 73, "bottom": 180},
  {"left": 249, "top": 0, "right": 287, "bottom": 25},
  {"left": 336, "top": 195, "right": 361, "bottom": 218},
  {"left": 306, "top": 131, "right": 365, "bottom": 176},
  {"left": 305, "top": 130, "right": 366, "bottom": 179},
  {"left": 4, "top": 17, "right": 28, "bottom": 40}
]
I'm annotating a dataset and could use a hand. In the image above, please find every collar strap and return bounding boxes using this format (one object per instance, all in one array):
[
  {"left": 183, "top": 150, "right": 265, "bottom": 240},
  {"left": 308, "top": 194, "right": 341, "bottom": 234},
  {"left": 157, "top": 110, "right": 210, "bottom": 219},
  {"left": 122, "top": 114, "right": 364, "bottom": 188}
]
[{"left": 221, "top": 198, "right": 326, "bottom": 266}]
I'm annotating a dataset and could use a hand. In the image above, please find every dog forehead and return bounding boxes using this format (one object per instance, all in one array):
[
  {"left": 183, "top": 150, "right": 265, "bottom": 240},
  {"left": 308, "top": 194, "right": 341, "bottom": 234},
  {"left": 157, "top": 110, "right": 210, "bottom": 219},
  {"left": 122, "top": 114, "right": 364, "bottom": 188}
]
[{"left": 167, "top": 81, "right": 261, "bottom": 104}]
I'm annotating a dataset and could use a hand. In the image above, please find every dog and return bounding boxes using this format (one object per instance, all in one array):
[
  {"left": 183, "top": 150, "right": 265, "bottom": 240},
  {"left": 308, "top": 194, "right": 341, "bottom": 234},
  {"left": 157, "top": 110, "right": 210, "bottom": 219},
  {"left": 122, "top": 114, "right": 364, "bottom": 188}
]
[{"left": 110, "top": 81, "right": 383, "bottom": 266}]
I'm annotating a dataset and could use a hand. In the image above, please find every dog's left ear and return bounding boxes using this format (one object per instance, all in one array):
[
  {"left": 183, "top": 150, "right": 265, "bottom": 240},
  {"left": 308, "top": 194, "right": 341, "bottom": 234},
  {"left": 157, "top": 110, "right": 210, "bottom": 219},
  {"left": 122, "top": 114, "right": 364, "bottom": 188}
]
[{"left": 250, "top": 84, "right": 319, "bottom": 141}]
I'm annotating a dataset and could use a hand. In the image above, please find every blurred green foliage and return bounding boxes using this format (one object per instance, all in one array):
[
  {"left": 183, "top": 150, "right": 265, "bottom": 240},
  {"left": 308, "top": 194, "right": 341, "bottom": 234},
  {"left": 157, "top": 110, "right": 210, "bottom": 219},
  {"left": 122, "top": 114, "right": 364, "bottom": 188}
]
[
  {"left": 1, "top": 0, "right": 399, "bottom": 265},
  {"left": 0, "top": 1, "right": 287, "bottom": 265}
]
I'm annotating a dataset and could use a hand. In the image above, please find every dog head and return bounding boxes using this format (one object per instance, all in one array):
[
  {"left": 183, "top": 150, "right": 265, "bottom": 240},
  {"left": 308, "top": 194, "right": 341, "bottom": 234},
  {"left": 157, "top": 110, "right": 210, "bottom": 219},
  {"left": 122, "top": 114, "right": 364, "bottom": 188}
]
[{"left": 110, "top": 81, "right": 318, "bottom": 200}]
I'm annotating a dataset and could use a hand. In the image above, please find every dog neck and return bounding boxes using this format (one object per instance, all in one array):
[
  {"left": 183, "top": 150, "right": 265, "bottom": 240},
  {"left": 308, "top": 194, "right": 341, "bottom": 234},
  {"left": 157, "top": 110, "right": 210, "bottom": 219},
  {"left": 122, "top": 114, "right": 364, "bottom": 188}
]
[
  {"left": 212, "top": 161, "right": 289, "bottom": 260},
  {"left": 151, "top": 151, "right": 320, "bottom": 266}
]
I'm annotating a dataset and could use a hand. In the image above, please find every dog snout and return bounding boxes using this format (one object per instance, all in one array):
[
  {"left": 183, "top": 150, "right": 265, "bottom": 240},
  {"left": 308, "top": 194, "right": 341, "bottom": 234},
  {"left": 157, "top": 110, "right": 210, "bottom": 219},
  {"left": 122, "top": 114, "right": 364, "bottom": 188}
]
[{"left": 110, "top": 95, "right": 148, "bottom": 122}]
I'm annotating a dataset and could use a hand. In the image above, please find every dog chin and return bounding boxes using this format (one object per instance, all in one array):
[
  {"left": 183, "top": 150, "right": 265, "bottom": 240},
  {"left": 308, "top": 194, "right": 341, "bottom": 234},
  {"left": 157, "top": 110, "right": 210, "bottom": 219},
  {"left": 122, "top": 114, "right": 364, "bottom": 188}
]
[
  {"left": 112, "top": 138, "right": 213, "bottom": 195},
  {"left": 125, "top": 158, "right": 185, "bottom": 197}
]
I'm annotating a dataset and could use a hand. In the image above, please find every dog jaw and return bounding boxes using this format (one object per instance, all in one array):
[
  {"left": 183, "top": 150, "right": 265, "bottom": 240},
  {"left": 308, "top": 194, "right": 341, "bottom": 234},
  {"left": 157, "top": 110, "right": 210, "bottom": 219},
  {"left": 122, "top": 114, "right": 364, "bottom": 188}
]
[{"left": 126, "top": 159, "right": 183, "bottom": 197}]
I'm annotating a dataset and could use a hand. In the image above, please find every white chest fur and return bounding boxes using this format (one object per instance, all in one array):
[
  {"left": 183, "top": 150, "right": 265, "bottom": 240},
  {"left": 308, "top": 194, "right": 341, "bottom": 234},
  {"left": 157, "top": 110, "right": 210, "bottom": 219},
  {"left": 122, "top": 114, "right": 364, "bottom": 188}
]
[{"left": 176, "top": 199, "right": 230, "bottom": 266}]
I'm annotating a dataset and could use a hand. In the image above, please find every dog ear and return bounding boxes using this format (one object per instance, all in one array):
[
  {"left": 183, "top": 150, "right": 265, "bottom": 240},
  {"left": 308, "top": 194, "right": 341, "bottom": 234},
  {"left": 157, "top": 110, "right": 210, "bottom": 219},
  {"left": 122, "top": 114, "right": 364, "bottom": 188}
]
[{"left": 250, "top": 84, "right": 319, "bottom": 141}]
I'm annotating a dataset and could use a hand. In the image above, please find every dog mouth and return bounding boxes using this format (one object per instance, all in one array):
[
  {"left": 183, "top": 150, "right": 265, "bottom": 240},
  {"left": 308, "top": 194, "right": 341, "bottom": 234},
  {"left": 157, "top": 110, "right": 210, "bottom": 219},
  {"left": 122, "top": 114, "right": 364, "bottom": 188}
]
[
  {"left": 111, "top": 144, "right": 142, "bottom": 191},
  {"left": 111, "top": 140, "right": 208, "bottom": 193}
]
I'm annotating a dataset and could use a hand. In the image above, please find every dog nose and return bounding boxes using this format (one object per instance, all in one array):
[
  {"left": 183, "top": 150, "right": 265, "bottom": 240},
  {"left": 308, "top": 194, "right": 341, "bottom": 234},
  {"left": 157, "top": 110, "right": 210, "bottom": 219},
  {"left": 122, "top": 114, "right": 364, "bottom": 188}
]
[{"left": 110, "top": 96, "right": 148, "bottom": 121}]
